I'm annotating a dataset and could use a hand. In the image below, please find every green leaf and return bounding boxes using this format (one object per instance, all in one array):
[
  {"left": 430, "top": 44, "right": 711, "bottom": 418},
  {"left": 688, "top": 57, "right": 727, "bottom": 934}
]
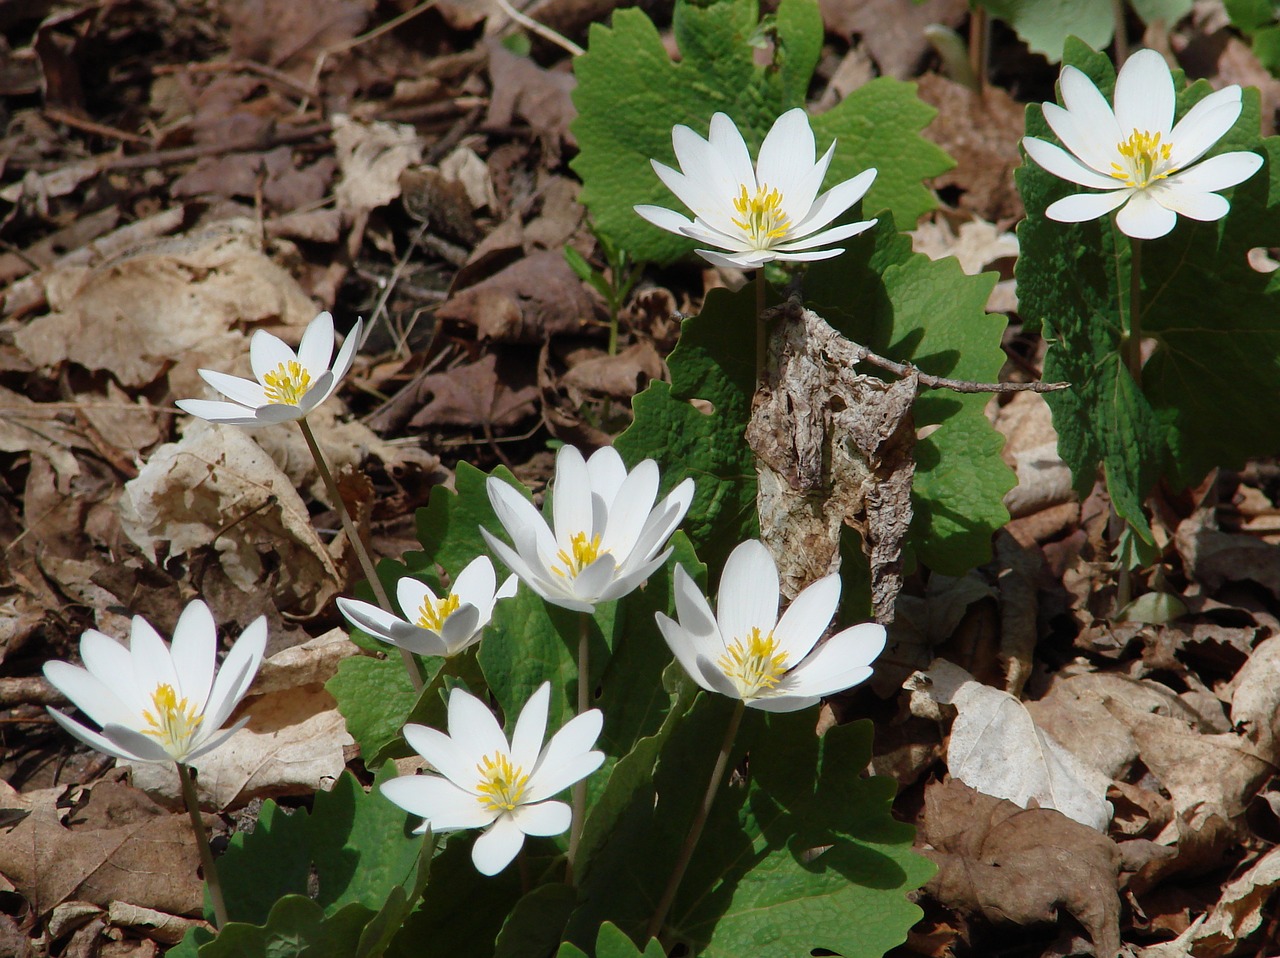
[
  {"left": 197, "top": 896, "right": 374, "bottom": 958},
  {"left": 976, "top": 2, "right": 1192, "bottom": 61},
  {"left": 410, "top": 461, "right": 521, "bottom": 580},
  {"left": 216, "top": 768, "right": 427, "bottom": 927},
  {"left": 327, "top": 654, "right": 426, "bottom": 766},
  {"left": 555, "top": 923, "right": 666, "bottom": 958},
  {"left": 571, "top": 0, "right": 949, "bottom": 263},
  {"left": 494, "top": 884, "right": 578, "bottom": 958},
  {"left": 567, "top": 698, "right": 931, "bottom": 956},
  {"left": 1015, "top": 40, "right": 1280, "bottom": 527}
]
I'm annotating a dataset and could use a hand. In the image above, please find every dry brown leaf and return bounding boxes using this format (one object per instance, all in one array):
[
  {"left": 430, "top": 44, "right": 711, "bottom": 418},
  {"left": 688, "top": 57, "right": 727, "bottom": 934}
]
[
  {"left": 0, "top": 781, "right": 203, "bottom": 918},
  {"left": 437, "top": 249, "right": 594, "bottom": 342},
  {"left": 406, "top": 351, "right": 539, "bottom": 431},
  {"left": 484, "top": 39, "right": 577, "bottom": 144},
  {"left": 127, "top": 683, "right": 353, "bottom": 810},
  {"left": 921, "top": 779, "right": 1122, "bottom": 957},
  {"left": 560, "top": 342, "right": 665, "bottom": 400},
  {"left": 117, "top": 421, "right": 340, "bottom": 614},
  {"left": 106, "top": 902, "right": 201, "bottom": 945},
  {"left": 819, "top": 0, "right": 968, "bottom": 79},
  {"left": 332, "top": 114, "right": 424, "bottom": 221},
  {"left": 1228, "top": 630, "right": 1280, "bottom": 752},
  {"left": 910, "top": 659, "right": 1113, "bottom": 830},
  {"left": 1175, "top": 507, "right": 1280, "bottom": 599}
]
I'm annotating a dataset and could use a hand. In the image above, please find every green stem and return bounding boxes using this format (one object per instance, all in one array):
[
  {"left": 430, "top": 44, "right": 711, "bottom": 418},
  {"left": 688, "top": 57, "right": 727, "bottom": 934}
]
[
  {"left": 645, "top": 699, "right": 746, "bottom": 944},
  {"left": 297, "top": 416, "right": 423, "bottom": 692},
  {"left": 178, "top": 763, "right": 228, "bottom": 931},
  {"left": 968, "top": 4, "right": 988, "bottom": 95},
  {"left": 1112, "top": 0, "right": 1129, "bottom": 66},
  {"left": 754, "top": 270, "right": 767, "bottom": 387},
  {"left": 1126, "top": 235, "right": 1144, "bottom": 389},
  {"left": 566, "top": 611, "right": 591, "bottom": 882}
]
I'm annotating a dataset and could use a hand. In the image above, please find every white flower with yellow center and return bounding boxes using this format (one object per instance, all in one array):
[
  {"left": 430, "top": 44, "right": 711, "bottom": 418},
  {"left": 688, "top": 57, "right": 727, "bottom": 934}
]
[
  {"left": 481, "top": 445, "right": 695, "bottom": 613},
  {"left": 43, "top": 600, "right": 266, "bottom": 764},
  {"left": 382, "top": 682, "right": 604, "bottom": 876},
  {"left": 336, "top": 556, "right": 516, "bottom": 658},
  {"left": 656, "top": 540, "right": 886, "bottom": 712},
  {"left": 1022, "top": 49, "right": 1263, "bottom": 239},
  {"left": 634, "top": 108, "right": 878, "bottom": 270},
  {"left": 176, "top": 311, "right": 363, "bottom": 426}
]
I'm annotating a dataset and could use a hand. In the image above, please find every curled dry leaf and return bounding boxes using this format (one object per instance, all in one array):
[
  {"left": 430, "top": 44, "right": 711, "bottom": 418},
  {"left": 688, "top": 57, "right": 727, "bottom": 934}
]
[
  {"left": 921, "top": 778, "right": 1122, "bottom": 958},
  {"left": 560, "top": 342, "right": 665, "bottom": 400},
  {"left": 1228, "top": 630, "right": 1280, "bottom": 752},
  {"left": 909, "top": 658, "right": 1113, "bottom": 830},
  {"left": 1187, "top": 844, "right": 1280, "bottom": 956},
  {"left": 437, "top": 249, "right": 594, "bottom": 342},
  {"left": 118, "top": 421, "right": 340, "bottom": 615},
  {"left": 332, "top": 114, "right": 425, "bottom": 222}
]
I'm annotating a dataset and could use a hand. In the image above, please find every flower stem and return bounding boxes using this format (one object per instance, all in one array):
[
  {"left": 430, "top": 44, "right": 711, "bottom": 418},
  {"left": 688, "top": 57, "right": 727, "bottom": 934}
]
[
  {"left": 645, "top": 699, "right": 746, "bottom": 944},
  {"left": 754, "top": 270, "right": 767, "bottom": 387},
  {"left": 178, "top": 763, "right": 228, "bottom": 931},
  {"left": 296, "top": 416, "right": 423, "bottom": 692},
  {"left": 1126, "top": 236, "right": 1144, "bottom": 389},
  {"left": 566, "top": 611, "right": 591, "bottom": 882},
  {"left": 968, "top": 4, "right": 988, "bottom": 94},
  {"left": 1111, "top": 0, "right": 1129, "bottom": 66}
]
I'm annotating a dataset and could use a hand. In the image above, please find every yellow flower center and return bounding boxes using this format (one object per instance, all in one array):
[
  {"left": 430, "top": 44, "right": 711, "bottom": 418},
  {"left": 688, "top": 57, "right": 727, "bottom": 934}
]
[
  {"left": 718, "top": 627, "right": 790, "bottom": 699},
  {"left": 141, "top": 683, "right": 204, "bottom": 755},
  {"left": 475, "top": 751, "right": 530, "bottom": 813},
  {"left": 416, "top": 593, "right": 460, "bottom": 632},
  {"left": 262, "top": 360, "right": 313, "bottom": 405},
  {"left": 553, "top": 531, "right": 606, "bottom": 578},
  {"left": 1111, "top": 129, "right": 1177, "bottom": 189},
  {"left": 731, "top": 184, "right": 791, "bottom": 246}
]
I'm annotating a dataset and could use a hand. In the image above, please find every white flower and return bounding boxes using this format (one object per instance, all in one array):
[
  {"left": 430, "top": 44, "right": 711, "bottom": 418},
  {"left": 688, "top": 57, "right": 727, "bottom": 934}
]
[
  {"left": 337, "top": 556, "right": 516, "bottom": 658},
  {"left": 43, "top": 600, "right": 267, "bottom": 765},
  {"left": 481, "top": 445, "right": 695, "bottom": 613},
  {"left": 382, "top": 682, "right": 604, "bottom": 875},
  {"left": 635, "top": 108, "right": 878, "bottom": 269},
  {"left": 656, "top": 540, "right": 885, "bottom": 712},
  {"left": 176, "top": 311, "right": 363, "bottom": 426},
  {"left": 1022, "top": 49, "right": 1263, "bottom": 239}
]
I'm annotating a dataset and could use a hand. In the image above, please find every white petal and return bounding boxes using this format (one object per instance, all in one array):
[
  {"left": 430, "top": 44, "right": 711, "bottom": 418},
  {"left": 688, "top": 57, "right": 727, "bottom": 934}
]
[
  {"left": 46, "top": 708, "right": 147, "bottom": 762},
  {"left": 1057, "top": 66, "right": 1123, "bottom": 147},
  {"left": 665, "top": 129, "right": 743, "bottom": 236},
  {"left": 778, "top": 622, "right": 886, "bottom": 699},
  {"left": 1166, "top": 151, "right": 1263, "bottom": 194},
  {"left": 447, "top": 688, "right": 509, "bottom": 762},
  {"left": 202, "top": 616, "right": 267, "bottom": 732},
  {"left": 771, "top": 574, "right": 840, "bottom": 663},
  {"left": 297, "top": 311, "right": 335, "bottom": 376},
  {"left": 1041, "top": 103, "right": 1120, "bottom": 176},
  {"left": 403, "top": 723, "right": 478, "bottom": 787},
  {"left": 693, "top": 653, "right": 744, "bottom": 699},
  {"left": 756, "top": 108, "right": 817, "bottom": 211},
  {"left": 169, "top": 600, "right": 217, "bottom": 713},
  {"left": 77, "top": 631, "right": 140, "bottom": 710},
  {"left": 552, "top": 445, "right": 595, "bottom": 549},
  {"left": 487, "top": 478, "right": 557, "bottom": 562},
  {"left": 509, "top": 683, "right": 551, "bottom": 771},
  {"left": 716, "top": 540, "right": 780, "bottom": 644},
  {"left": 1168, "top": 89, "right": 1242, "bottom": 168},
  {"left": 619, "top": 480, "right": 694, "bottom": 572},
  {"left": 102, "top": 722, "right": 178, "bottom": 762},
  {"left": 511, "top": 800, "right": 571, "bottom": 837},
  {"left": 322, "top": 320, "right": 361, "bottom": 400},
  {"left": 249, "top": 330, "right": 297, "bottom": 384},
  {"left": 1115, "top": 188, "right": 1178, "bottom": 238},
  {"left": 789, "top": 168, "right": 877, "bottom": 236},
  {"left": 1113, "top": 49, "right": 1175, "bottom": 138},
  {"left": 599, "top": 459, "right": 659, "bottom": 559},
  {"left": 294, "top": 370, "right": 337, "bottom": 417},
  {"left": 129, "top": 616, "right": 180, "bottom": 702},
  {"left": 772, "top": 218, "right": 876, "bottom": 253},
  {"left": 197, "top": 370, "right": 268, "bottom": 408},
  {"left": 438, "top": 604, "right": 482, "bottom": 654},
  {"left": 472, "top": 816, "right": 525, "bottom": 875},
  {"left": 253, "top": 402, "right": 307, "bottom": 425},
  {"left": 586, "top": 446, "right": 628, "bottom": 505},
  {"left": 657, "top": 614, "right": 718, "bottom": 693},
  {"left": 1023, "top": 137, "right": 1123, "bottom": 190},
  {"left": 173, "top": 399, "right": 261, "bottom": 425},
  {"left": 707, "top": 112, "right": 757, "bottom": 195},
  {"left": 770, "top": 248, "right": 848, "bottom": 263},
  {"left": 382, "top": 774, "right": 494, "bottom": 830},
  {"left": 481, "top": 529, "right": 556, "bottom": 604},
  {"left": 1148, "top": 186, "right": 1229, "bottom": 222},
  {"left": 394, "top": 578, "right": 436, "bottom": 621},
  {"left": 673, "top": 564, "right": 719, "bottom": 642},
  {"left": 338, "top": 596, "right": 412, "bottom": 643},
  {"left": 695, "top": 247, "right": 774, "bottom": 270},
  {"left": 568, "top": 553, "right": 617, "bottom": 606},
  {"left": 43, "top": 661, "right": 137, "bottom": 730},
  {"left": 744, "top": 693, "right": 821, "bottom": 713},
  {"left": 183, "top": 715, "right": 252, "bottom": 763},
  {"left": 526, "top": 709, "right": 603, "bottom": 801},
  {"left": 1044, "top": 189, "right": 1132, "bottom": 223}
]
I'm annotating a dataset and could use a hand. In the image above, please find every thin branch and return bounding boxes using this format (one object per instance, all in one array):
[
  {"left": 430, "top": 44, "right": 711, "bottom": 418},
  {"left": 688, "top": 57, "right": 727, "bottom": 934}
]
[{"left": 493, "top": 0, "right": 585, "bottom": 56}]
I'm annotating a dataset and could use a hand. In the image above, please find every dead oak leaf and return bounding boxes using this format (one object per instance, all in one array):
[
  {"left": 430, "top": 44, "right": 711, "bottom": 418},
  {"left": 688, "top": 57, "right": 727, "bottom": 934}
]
[
  {"left": 921, "top": 778, "right": 1122, "bottom": 958},
  {"left": 437, "top": 249, "right": 594, "bottom": 343},
  {"left": 408, "top": 350, "right": 539, "bottom": 431}
]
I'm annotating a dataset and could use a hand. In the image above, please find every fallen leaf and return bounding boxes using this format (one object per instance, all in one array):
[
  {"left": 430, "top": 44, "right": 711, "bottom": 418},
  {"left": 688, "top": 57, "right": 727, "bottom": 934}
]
[
  {"left": 1175, "top": 507, "right": 1280, "bottom": 599},
  {"left": 560, "top": 342, "right": 665, "bottom": 400},
  {"left": 819, "top": 0, "right": 969, "bottom": 79},
  {"left": 1228, "top": 630, "right": 1280, "bottom": 752},
  {"left": 1188, "top": 845, "right": 1280, "bottom": 955},
  {"left": 910, "top": 658, "right": 1114, "bottom": 830},
  {"left": 436, "top": 248, "right": 594, "bottom": 342},
  {"left": 921, "top": 778, "right": 1122, "bottom": 957},
  {"left": 332, "top": 114, "right": 424, "bottom": 221},
  {"left": 484, "top": 39, "right": 576, "bottom": 145},
  {"left": 406, "top": 350, "right": 539, "bottom": 431}
]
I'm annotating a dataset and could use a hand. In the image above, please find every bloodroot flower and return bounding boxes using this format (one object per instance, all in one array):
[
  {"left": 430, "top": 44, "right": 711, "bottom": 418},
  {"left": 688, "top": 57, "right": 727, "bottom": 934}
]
[
  {"left": 482, "top": 445, "right": 694, "bottom": 613},
  {"left": 635, "top": 108, "right": 878, "bottom": 269},
  {"left": 382, "top": 682, "right": 604, "bottom": 876},
  {"left": 1022, "top": 49, "right": 1263, "bottom": 239},
  {"left": 43, "top": 600, "right": 266, "bottom": 764},
  {"left": 337, "top": 556, "right": 516, "bottom": 658},
  {"left": 656, "top": 539, "right": 885, "bottom": 712},
  {"left": 176, "top": 311, "right": 363, "bottom": 426}
]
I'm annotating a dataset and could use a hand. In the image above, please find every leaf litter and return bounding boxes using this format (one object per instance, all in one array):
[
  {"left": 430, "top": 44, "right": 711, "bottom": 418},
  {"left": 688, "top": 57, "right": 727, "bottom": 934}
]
[{"left": 2, "top": 1, "right": 1280, "bottom": 956}]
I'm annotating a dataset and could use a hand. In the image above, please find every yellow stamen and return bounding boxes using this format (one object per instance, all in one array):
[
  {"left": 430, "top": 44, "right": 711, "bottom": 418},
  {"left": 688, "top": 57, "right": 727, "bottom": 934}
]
[
  {"left": 717, "top": 627, "right": 790, "bottom": 699},
  {"left": 262, "top": 360, "right": 313, "bottom": 405},
  {"left": 417, "top": 593, "right": 460, "bottom": 631},
  {"left": 730, "top": 184, "right": 791, "bottom": 246},
  {"left": 475, "top": 751, "right": 530, "bottom": 813},
  {"left": 141, "top": 683, "right": 204, "bottom": 755},
  {"left": 1110, "top": 129, "right": 1176, "bottom": 189},
  {"left": 553, "top": 531, "right": 606, "bottom": 578}
]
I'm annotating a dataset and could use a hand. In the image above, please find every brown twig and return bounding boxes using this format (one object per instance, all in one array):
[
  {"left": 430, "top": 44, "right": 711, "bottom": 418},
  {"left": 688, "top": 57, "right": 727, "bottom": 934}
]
[{"left": 0, "top": 677, "right": 63, "bottom": 708}]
